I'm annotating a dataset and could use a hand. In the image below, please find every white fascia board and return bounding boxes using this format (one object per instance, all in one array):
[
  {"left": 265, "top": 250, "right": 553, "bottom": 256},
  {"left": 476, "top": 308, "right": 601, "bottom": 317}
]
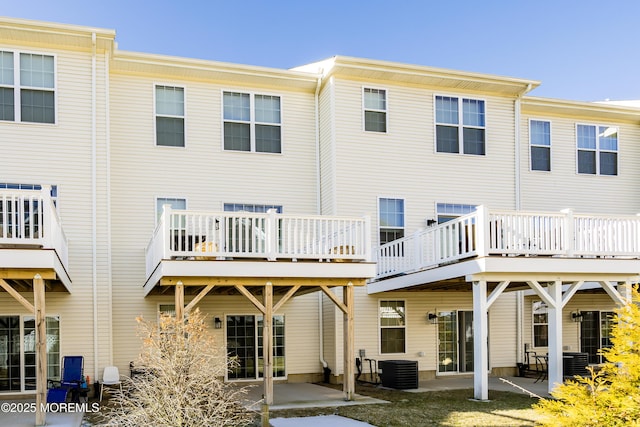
[{"left": 0, "top": 249, "right": 72, "bottom": 292}]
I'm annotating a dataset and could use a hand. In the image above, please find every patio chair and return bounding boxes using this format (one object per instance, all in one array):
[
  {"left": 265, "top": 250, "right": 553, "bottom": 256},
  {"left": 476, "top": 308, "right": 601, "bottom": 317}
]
[
  {"left": 100, "top": 366, "right": 123, "bottom": 401},
  {"left": 48, "top": 355, "right": 84, "bottom": 402}
]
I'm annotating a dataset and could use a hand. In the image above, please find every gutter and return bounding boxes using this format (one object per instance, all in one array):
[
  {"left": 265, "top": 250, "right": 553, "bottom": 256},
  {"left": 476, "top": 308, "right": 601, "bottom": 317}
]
[
  {"left": 314, "top": 74, "right": 328, "bottom": 370},
  {"left": 91, "top": 32, "right": 99, "bottom": 382}
]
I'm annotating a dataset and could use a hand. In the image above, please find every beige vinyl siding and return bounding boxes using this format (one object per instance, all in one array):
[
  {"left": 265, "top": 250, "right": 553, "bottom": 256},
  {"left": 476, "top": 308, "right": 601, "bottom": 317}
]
[
  {"left": 329, "top": 78, "right": 518, "bottom": 245},
  {"left": 0, "top": 47, "right": 112, "bottom": 380},
  {"left": 523, "top": 293, "right": 618, "bottom": 354},
  {"left": 318, "top": 78, "right": 336, "bottom": 215},
  {"left": 109, "top": 72, "right": 319, "bottom": 373},
  {"left": 520, "top": 113, "right": 640, "bottom": 214},
  {"left": 328, "top": 288, "right": 517, "bottom": 375}
]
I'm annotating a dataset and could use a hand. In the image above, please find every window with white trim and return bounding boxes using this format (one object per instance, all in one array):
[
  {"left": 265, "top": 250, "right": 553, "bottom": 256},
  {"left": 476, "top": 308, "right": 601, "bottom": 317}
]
[
  {"left": 379, "top": 300, "right": 406, "bottom": 354},
  {"left": 530, "top": 120, "right": 551, "bottom": 171},
  {"left": 436, "top": 203, "right": 476, "bottom": 224},
  {"left": 0, "top": 51, "right": 55, "bottom": 123},
  {"left": 223, "top": 92, "right": 281, "bottom": 153},
  {"left": 577, "top": 124, "right": 618, "bottom": 175},
  {"left": 363, "top": 88, "right": 386, "bottom": 132},
  {"left": 378, "top": 198, "right": 404, "bottom": 245},
  {"left": 155, "top": 85, "right": 185, "bottom": 147},
  {"left": 532, "top": 301, "right": 548, "bottom": 347},
  {"left": 223, "top": 203, "right": 282, "bottom": 213},
  {"left": 435, "top": 96, "right": 485, "bottom": 155}
]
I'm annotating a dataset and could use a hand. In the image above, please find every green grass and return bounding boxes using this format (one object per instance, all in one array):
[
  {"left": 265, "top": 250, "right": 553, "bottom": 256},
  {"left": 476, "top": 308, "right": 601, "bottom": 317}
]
[{"left": 267, "top": 383, "right": 544, "bottom": 427}]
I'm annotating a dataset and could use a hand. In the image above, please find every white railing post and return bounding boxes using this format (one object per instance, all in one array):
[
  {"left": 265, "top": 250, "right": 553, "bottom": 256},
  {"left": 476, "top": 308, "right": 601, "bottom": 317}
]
[
  {"left": 363, "top": 215, "right": 372, "bottom": 262},
  {"left": 561, "top": 208, "right": 574, "bottom": 257},
  {"left": 40, "top": 185, "right": 52, "bottom": 247},
  {"left": 412, "top": 230, "right": 422, "bottom": 271},
  {"left": 266, "top": 209, "right": 278, "bottom": 261},
  {"left": 162, "top": 204, "right": 172, "bottom": 260},
  {"left": 475, "top": 205, "right": 489, "bottom": 257}
]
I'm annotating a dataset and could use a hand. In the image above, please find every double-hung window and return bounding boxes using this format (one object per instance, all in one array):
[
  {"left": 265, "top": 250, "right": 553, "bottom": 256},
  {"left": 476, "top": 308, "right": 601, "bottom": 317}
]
[
  {"left": 378, "top": 198, "right": 404, "bottom": 245},
  {"left": 379, "top": 300, "right": 406, "bottom": 354},
  {"left": 436, "top": 203, "right": 476, "bottom": 224},
  {"left": 530, "top": 120, "right": 551, "bottom": 171},
  {"left": 155, "top": 85, "right": 185, "bottom": 147},
  {"left": 435, "top": 96, "right": 485, "bottom": 155},
  {"left": 363, "top": 88, "right": 387, "bottom": 132},
  {"left": 0, "top": 51, "right": 55, "bottom": 123},
  {"left": 532, "top": 301, "right": 548, "bottom": 347},
  {"left": 577, "top": 124, "right": 618, "bottom": 175},
  {"left": 223, "top": 92, "right": 281, "bottom": 153}
]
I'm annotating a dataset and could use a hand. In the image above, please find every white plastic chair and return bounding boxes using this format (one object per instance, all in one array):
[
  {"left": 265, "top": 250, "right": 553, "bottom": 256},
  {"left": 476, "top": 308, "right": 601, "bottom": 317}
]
[{"left": 100, "top": 366, "right": 122, "bottom": 401}]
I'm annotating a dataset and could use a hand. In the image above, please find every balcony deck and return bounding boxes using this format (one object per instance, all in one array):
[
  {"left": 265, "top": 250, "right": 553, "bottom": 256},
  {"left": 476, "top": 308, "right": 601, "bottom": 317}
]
[
  {"left": 144, "top": 207, "right": 375, "bottom": 295},
  {"left": 370, "top": 206, "right": 640, "bottom": 293},
  {"left": 0, "top": 187, "right": 71, "bottom": 291}
]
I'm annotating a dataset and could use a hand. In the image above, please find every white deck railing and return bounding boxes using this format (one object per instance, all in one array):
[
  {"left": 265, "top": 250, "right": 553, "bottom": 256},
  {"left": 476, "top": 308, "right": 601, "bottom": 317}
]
[
  {"left": 145, "top": 206, "right": 371, "bottom": 277},
  {"left": 0, "top": 186, "right": 69, "bottom": 267},
  {"left": 376, "top": 206, "right": 640, "bottom": 279}
]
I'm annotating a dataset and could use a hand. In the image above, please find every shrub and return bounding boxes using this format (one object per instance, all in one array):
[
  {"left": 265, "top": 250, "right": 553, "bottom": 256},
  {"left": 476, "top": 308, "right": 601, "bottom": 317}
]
[
  {"left": 534, "top": 287, "right": 640, "bottom": 426},
  {"left": 101, "top": 309, "right": 254, "bottom": 427}
]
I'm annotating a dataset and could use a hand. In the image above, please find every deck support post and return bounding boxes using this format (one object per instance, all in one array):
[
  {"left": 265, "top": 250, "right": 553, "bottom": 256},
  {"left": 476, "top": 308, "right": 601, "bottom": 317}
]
[
  {"left": 34, "top": 274, "right": 46, "bottom": 426},
  {"left": 343, "top": 282, "right": 355, "bottom": 401},
  {"left": 263, "top": 282, "right": 273, "bottom": 405},
  {"left": 547, "top": 280, "right": 563, "bottom": 394},
  {"left": 175, "top": 281, "right": 184, "bottom": 321},
  {"left": 472, "top": 280, "right": 488, "bottom": 401}
]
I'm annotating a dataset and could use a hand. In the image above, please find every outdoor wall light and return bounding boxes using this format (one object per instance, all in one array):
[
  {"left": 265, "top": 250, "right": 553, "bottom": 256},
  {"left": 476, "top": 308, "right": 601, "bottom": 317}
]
[
  {"left": 427, "top": 312, "right": 438, "bottom": 324},
  {"left": 214, "top": 317, "right": 223, "bottom": 329},
  {"left": 571, "top": 311, "right": 583, "bottom": 322}
]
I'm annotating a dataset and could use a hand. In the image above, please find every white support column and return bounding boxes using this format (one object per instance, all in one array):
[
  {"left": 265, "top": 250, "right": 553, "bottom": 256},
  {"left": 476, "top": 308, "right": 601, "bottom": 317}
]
[
  {"left": 618, "top": 282, "right": 633, "bottom": 305},
  {"left": 263, "top": 282, "right": 274, "bottom": 405},
  {"left": 547, "top": 281, "right": 563, "bottom": 394},
  {"left": 473, "top": 280, "right": 488, "bottom": 401}
]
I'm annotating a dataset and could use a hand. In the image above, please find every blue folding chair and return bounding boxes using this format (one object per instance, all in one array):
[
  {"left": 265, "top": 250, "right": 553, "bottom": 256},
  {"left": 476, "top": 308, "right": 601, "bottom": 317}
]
[{"left": 47, "top": 356, "right": 84, "bottom": 403}]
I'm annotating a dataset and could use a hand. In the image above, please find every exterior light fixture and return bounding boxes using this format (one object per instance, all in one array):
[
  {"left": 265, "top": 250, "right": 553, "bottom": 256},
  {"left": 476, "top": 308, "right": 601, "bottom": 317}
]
[
  {"left": 214, "top": 317, "right": 223, "bottom": 329},
  {"left": 427, "top": 312, "right": 438, "bottom": 324},
  {"left": 571, "top": 311, "right": 583, "bottom": 322}
]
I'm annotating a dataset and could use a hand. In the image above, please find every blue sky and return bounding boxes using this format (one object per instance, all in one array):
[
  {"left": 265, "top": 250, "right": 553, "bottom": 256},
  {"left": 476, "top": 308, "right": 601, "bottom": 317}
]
[{"left": 3, "top": 0, "right": 639, "bottom": 102}]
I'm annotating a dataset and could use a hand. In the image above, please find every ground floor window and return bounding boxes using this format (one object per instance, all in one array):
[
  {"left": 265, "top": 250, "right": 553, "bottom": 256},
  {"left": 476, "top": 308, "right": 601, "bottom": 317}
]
[
  {"left": 226, "top": 314, "right": 285, "bottom": 380},
  {"left": 379, "top": 300, "right": 406, "bottom": 354},
  {"left": 532, "top": 301, "right": 548, "bottom": 348},
  {"left": 0, "top": 315, "right": 59, "bottom": 392}
]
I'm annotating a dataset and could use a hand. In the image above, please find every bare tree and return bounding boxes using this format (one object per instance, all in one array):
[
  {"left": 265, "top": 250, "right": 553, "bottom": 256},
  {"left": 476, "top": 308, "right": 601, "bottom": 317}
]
[{"left": 101, "top": 309, "right": 254, "bottom": 427}]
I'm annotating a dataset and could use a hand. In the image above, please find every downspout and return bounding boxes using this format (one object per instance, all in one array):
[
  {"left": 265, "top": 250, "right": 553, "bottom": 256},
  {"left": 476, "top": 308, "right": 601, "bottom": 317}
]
[
  {"left": 514, "top": 83, "right": 531, "bottom": 363},
  {"left": 91, "top": 32, "right": 99, "bottom": 382},
  {"left": 105, "top": 50, "right": 113, "bottom": 364},
  {"left": 315, "top": 75, "right": 328, "bottom": 370}
]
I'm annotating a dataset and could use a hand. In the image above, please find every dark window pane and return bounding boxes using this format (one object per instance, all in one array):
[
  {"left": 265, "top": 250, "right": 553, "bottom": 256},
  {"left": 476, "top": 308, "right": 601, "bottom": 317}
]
[
  {"left": 0, "top": 87, "right": 14, "bottom": 121},
  {"left": 533, "top": 324, "right": 548, "bottom": 347},
  {"left": 531, "top": 146, "right": 550, "bottom": 171},
  {"left": 578, "top": 150, "right": 596, "bottom": 174},
  {"left": 381, "top": 328, "right": 405, "bottom": 353},
  {"left": 255, "top": 124, "right": 281, "bottom": 153},
  {"left": 365, "top": 111, "right": 386, "bottom": 132},
  {"left": 600, "top": 152, "right": 617, "bottom": 176},
  {"left": 436, "top": 125, "right": 459, "bottom": 153},
  {"left": 380, "top": 229, "right": 404, "bottom": 245},
  {"left": 463, "top": 128, "right": 485, "bottom": 155},
  {"left": 224, "top": 122, "right": 250, "bottom": 151},
  {"left": 156, "top": 117, "right": 185, "bottom": 147},
  {"left": 20, "top": 89, "right": 54, "bottom": 123}
]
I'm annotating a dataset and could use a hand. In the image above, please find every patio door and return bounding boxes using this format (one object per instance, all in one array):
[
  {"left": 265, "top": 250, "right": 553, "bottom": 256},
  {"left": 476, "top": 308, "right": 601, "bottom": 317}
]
[
  {"left": 0, "top": 315, "right": 60, "bottom": 392},
  {"left": 226, "top": 314, "right": 285, "bottom": 380},
  {"left": 437, "top": 311, "right": 474, "bottom": 374},
  {"left": 580, "top": 311, "right": 614, "bottom": 364}
]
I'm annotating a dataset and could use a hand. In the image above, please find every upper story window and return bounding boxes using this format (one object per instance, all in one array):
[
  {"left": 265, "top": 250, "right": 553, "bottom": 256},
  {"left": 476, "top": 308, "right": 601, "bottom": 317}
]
[
  {"left": 577, "top": 124, "right": 618, "bottom": 176},
  {"left": 223, "top": 92, "right": 281, "bottom": 153},
  {"left": 530, "top": 120, "right": 551, "bottom": 171},
  {"left": 378, "top": 198, "right": 404, "bottom": 245},
  {"left": 0, "top": 51, "right": 55, "bottom": 124},
  {"left": 363, "top": 88, "right": 387, "bottom": 132},
  {"left": 156, "top": 197, "right": 186, "bottom": 227},
  {"left": 435, "top": 96, "right": 485, "bottom": 155},
  {"left": 436, "top": 203, "right": 476, "bottom": 224},
  {"left": 155, "top": 85, "right": 185, "bottom": 147},
  {"left": 223, "top": 203, "right": 283, "bottom": 213}
]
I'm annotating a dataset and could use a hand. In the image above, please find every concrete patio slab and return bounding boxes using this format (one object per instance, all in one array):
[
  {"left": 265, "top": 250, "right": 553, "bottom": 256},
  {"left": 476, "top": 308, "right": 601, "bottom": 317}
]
[{"left": 271, "top": 414, "right": 375, "bottom": 427}]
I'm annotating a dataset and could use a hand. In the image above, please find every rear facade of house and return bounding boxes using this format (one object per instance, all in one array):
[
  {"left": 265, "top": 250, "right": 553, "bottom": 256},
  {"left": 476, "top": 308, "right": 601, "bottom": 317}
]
[{"left": 1, "top": 18, "right": 639, "bottom": 399}]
